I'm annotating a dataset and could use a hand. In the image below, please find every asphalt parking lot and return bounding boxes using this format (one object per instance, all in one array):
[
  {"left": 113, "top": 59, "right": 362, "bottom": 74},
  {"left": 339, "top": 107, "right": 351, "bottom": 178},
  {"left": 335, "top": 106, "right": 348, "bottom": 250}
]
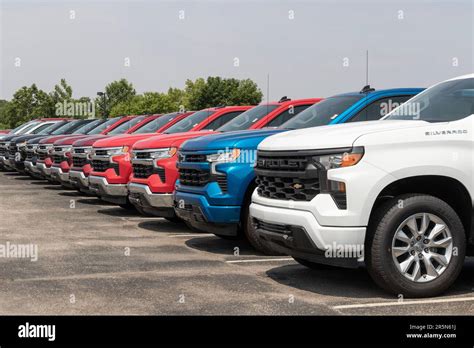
[{"left": 0, "top": 171, "right": 473, "bottom": 315}]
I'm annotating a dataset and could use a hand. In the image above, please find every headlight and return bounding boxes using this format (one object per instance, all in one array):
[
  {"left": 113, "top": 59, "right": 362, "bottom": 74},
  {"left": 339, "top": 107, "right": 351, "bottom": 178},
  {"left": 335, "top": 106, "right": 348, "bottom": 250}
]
[
  {"left": 149, "top": 147, "right": 177, "bottom": 160},
  {"left": 45, "top": 144, "right": 55, "bottom": 154},
  {"left": 106, "top": 146, "right": 130, "bottom": 156},
  {"left": 16, "top": 141, "right": 27, "bottom": 149},
  {"left": 317, "top": 147, "right": 364, "bottom": 170},
  {"left": 206, "top": 149, "right": 241, "bottom": 163}
]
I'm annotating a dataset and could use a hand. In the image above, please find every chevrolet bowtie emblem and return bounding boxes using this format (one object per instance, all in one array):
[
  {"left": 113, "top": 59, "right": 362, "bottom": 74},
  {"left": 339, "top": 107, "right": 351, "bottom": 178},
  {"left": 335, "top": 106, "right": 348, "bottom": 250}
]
[{"left": 292, "top": 183, "right": 303, "bottom": 189}]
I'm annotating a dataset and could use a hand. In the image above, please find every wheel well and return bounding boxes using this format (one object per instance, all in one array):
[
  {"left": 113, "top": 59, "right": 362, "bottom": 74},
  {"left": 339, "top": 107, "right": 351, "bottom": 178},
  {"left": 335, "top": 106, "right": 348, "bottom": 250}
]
[
  {"left": 369, "top": 176, "right": 473, "bottom": 245},
  {"left": 237, "top": 179, "right": 257, "bottom": 233}
]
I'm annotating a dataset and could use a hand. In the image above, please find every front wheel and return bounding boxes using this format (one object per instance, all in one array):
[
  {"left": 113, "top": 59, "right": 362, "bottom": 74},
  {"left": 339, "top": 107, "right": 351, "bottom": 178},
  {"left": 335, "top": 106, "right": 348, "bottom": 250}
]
[{"left": 367, "top": 194, "right": 466, "bottom": 298}]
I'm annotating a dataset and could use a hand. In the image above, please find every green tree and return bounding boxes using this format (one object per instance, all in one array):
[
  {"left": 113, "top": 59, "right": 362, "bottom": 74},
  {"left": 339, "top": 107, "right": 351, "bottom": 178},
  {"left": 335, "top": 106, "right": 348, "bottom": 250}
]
[
  {"left": 3, "top": 84, "right": 55, "bottom": 127},
  {"left": 183, "top": 77, "right": 262, "bottom": 110},
  {"left": 98, "top": 79, "right": 136, "bottom": 118},
  {"left": 109, "top": 92, "right": 177, "bottom": 117},
  {"left": 0, "top": 100, "right": 10, "bottom": 129}
]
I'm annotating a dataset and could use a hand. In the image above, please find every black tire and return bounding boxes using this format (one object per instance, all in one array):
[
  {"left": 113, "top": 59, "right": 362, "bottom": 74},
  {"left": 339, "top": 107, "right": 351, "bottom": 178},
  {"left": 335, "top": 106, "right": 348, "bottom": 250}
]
[
  {"left": 366, "top": 194, "right": 466, "bottom": 298},
  {"left": 293, "top": 257, "right": 338, "bottom": 270},
  {"left": 242, "top": 198, "right": 283, "bottom": 255}
]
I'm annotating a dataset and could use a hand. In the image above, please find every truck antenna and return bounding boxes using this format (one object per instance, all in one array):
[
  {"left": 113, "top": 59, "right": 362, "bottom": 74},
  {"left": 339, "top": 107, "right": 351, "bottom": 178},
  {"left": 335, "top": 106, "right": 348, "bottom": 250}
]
[{"left": 366, "top": 50, "right": 369, "bottom": 86}]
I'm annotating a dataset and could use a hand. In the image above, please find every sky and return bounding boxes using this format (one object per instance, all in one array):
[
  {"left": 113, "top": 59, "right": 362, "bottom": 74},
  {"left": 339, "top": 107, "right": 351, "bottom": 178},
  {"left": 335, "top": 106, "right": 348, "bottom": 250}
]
[{"left": 0, "top": 0, "right": 473, "bottom": 101}]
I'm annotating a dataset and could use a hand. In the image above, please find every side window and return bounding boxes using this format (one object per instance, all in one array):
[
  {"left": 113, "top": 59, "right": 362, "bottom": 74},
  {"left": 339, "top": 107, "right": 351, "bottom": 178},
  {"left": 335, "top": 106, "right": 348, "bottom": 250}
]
[
  {"left": 204, "top": 111, "right": 244, "bottom": 130},
  {"left": 266, "top": 105, "right": 311, "bottom": 127},
  {"left": 349, "top": 96, "right": 413, "bottom": 122}
]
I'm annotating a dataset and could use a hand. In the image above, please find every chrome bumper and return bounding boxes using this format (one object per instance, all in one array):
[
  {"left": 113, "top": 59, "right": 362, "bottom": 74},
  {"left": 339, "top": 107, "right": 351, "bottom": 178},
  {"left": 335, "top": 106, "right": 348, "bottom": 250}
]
[
  {"left": 88, "top": 175, "right": 128, "bottom": 197},
  {"left": 128, "top": 183, "right": 173, "bottom": 208},
  {"left": 1, "top": 156, "right": 13, "bottom": 168},
  {"left": 69, "top": 170, "right": 89, "bottom": 188},
  {"left": 50, "top": 166, "right": 70, "bottom": 183},
  {"left": 36, "top": 163, "right": 51, "bottom": 177},
  {"left": 25, "top": 161, "right": 41, "bottom": 174}
]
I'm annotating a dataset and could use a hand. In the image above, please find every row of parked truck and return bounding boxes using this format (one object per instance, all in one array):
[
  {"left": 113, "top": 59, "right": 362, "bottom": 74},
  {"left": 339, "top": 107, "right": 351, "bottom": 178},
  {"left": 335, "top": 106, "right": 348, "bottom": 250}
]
[{"left": 1, "top": 74, "right": 472, "bottom": 298}]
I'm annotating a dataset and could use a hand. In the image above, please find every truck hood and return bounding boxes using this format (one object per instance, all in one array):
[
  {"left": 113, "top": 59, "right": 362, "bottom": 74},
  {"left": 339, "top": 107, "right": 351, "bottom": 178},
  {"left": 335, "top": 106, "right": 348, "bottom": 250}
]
[
  {"left": 1, "top": 134, "right": 25, "bottom": 142},
  {"left": 6, "top": 134, "right": 46, "bottom": 143},
  {"left": 92, "top": 133, "right": 159, "bottom": 148},
  {"left": 71, "top": 135, "right": 108, "bottom": 147},
  {"left": 133, "top": 131, "right": 215, "bottom": 150},
  {"left": 258, "top": 120, "right": 429, "bottom": 151},
  {"left": 181, "top": 129, "right": 285, "bottom": 152},
  {"left": 38, "top": 135, "right": 80, "bottom": 144},
  {"left": 26, "top": 136, "right": 52, "bottom": 145},
  {"left": 53, "top": 135, "right": 93, "bottom": 146}
]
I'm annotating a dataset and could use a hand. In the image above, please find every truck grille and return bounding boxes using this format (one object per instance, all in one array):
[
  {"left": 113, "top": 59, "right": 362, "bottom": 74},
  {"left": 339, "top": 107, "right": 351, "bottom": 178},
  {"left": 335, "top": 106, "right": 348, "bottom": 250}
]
[
  {"left": 132, "top": 163, "right": 166, "bottom": 182},
  {"left": 26, "top": 151, "right": 34, "bottom": 161},
  {"left": 74, "top": 148, "right": 86, "bottom": 154},
  {"left": 132, "top": 163, "right": 154, "bottom": 179},
  {"left": 8, "top": 146, "right": 16, "bottom": 157},
  {"left": 216, "top": 175, "right": 228, "bottom": 192},
  {"left": 53, "top": 155, "right": 66, "bottom": 164},
  {"left": 72, "top": 157, "right": 87, "bottom": 167},
  {"left": 134, "top": 152, "right": 152, "bottom": 159},
  {"left": 184, "top": 154, "right": 207, "bottom": 162},
  {"left": 178, "top": 168, "right": 210, "bottom": 186},
  {"left": 255, "top": 151, "right": 321, "bottom": 201},
  {"left": 253, "top": 219, "right": 291, "bottom": 235},
  {"left": 94, "top": 149, "right": 108, "bottom": 156},
  {"left": 91, "top": 160, "right": 109, "bottom": 172},
  {"left": 0, "top": 147, "right": 6, "bottom": 156}
]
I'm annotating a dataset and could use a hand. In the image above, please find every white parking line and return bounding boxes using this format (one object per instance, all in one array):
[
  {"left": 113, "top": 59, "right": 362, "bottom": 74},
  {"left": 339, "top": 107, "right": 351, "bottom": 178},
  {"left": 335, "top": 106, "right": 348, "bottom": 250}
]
[
  {"left": 226, "top": 258, "right": 294, "bottom": 263},
  {"left": 333, "top": 296, "right": 474, "bottom": 310},
  {"left": 168, "top": 233, "right": 215, "bottom": 237}
]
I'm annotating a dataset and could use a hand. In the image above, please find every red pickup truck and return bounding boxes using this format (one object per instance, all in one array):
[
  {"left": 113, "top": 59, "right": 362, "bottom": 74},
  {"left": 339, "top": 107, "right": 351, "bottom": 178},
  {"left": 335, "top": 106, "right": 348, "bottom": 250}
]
[
  {"left": 88, "top": 106, "right": 251, "bottom": 208},
  {"left": 49, "top": 115, "right": 156, "bottom": 187},
  {"left": 128, "top": 98, "right": 320, "bottom": 220},
  {"left": 35, "top": 116, "right": 135, "bottom": 181},
  {"left": 69, "top": 112, "right": 193, "bottom": 194}
]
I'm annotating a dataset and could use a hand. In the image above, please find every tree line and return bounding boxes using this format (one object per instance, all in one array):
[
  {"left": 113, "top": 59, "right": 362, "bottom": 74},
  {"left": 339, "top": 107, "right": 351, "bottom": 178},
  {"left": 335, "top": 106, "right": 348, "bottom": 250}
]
[{"left": 0, "top": 77, "right": 263, "bottom": 129}]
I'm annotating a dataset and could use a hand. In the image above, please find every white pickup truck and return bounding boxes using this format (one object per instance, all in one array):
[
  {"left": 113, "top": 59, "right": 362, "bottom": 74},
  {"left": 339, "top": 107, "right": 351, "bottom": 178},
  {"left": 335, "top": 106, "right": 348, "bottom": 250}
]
[{"left": 250, "top": 74, "right": 473, "bottom": 297}]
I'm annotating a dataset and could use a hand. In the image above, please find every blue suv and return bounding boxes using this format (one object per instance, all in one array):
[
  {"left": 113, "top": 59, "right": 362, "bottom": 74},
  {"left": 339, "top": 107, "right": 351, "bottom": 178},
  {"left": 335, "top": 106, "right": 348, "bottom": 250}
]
[{"left": 174, "top": 86, "right": 424, "bottom": 253}]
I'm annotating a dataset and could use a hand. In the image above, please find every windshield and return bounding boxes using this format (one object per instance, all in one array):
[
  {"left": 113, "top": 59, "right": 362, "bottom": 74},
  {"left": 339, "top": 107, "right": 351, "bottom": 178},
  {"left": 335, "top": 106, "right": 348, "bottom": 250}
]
[
  {"left": 86, "top": 117, "right": 121, "bottom": 135},
  {"left": 133, "top": 113, "right": 181, "bottom": 134},
  {"left": 217, "top": 104, "right": 279, "bottom": 132},
  {"left": 37, "top": 121, "right": 68, "bottom": 135},
  {"left": 385, "top": 78, "right": 474, "bottom": 122},
  {"left": 50, "top": 120, "right": 89, "bottom": 135},
  {"left": 11, "top": 121, "right": 36, "bottom": 134},
  {"left": 72, "top": 119, "right": 103, "bottom": 134},
  {"left": 31, "top": 123, "right": 56, "bottom": 134},
  {"left": 17, "top": 122, "right": 40, "bottom": 134},
  {"left": 164, "top": 110, "right": 215, "bottom": 134},
  {"left": 280, "top": 95, "right": 363, "bottom": 129},
  {"left": 108, "top": 116, "right": 146, "bottom": 135}
]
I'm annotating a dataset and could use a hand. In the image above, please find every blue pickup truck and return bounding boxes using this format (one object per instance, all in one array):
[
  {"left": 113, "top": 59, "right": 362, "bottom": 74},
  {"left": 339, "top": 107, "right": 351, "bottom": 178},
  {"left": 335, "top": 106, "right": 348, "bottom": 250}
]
[{"left": 174, "top": 86, "right": 424, "bottom": 254}]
